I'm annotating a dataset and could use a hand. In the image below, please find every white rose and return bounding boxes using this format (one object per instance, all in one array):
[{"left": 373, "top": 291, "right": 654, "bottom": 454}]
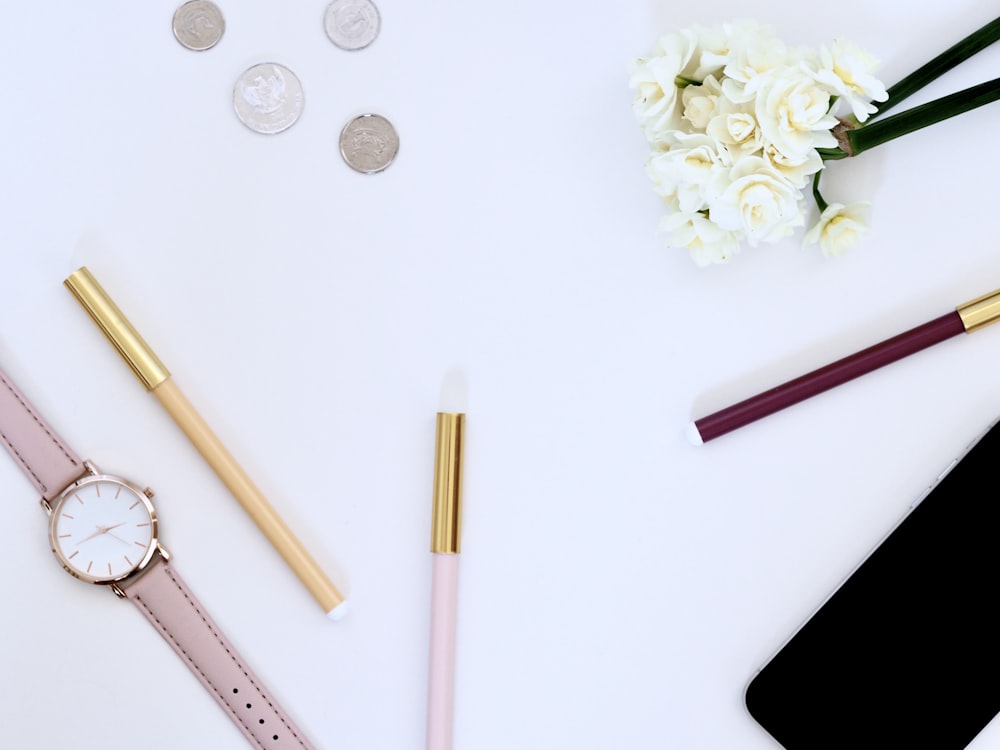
[
  {"left": 706, "top": 93, "right": 763, "bottom": 156},
  {"left": 659, "top": 211, "right": 741, "bottom": 266},
  {"left": 689, "top": 23, "right": 730, "bottom": 80},
  {"left": 720, "top": 21, "right": 789, "bottom": 102},
  {"left": 754, "top": 66, "right": 838, "bottom": 160},
  {"left": 762, "top": 143, "right": 823, "bottom": 188},
  {"left": 813, "top": 40, "right": 888, "bottom": 123},
  {"left": 629, "top": 29, "right": 699, "bottom": 142},
  {"left": 682, "top": 75, "right": 723, "bottom": 130},
  {"left": 708, "top": 155, "right": 805, "bottom": 245},
  {"left": 645, "top": 133, "right": 729, "bottom": 213},
  {"left": 804, "top": 201, "right": 870, "bottom": 256}
]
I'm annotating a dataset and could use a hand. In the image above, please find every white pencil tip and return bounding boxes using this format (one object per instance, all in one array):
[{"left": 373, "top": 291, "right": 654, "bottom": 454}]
[{"left": 326, "top": 600, "right": 350, "bottom": 621}]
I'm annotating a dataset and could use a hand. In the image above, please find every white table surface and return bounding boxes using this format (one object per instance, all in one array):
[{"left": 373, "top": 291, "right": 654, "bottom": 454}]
[{"left": 3, "top": 1, "right": 1000, "bottom": 748}]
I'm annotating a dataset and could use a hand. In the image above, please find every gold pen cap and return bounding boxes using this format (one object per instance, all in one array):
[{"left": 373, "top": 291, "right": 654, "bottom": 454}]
[
  {"left": 431, "top": 412, "right": 465, "bottom": 554},
  {"left": 64, "top": 267, "right": 170, "bottom": 390},
  {"left": 957, "top": 288, "right": 1000, "bottom": 333}
]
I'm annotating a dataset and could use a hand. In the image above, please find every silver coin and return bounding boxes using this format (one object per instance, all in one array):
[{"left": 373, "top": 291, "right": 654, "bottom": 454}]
[
  {"left": 172, "top": 0, "right": 225, "bottom": 51},
  {"left": 233, "top": 63, "right": 304, "bottom": 135},
  {"left": 324, "top": 0, "right": 381, "bottom": 51},
  {"left": 339, "top": 114, "right": 399, "bottom": 173}
]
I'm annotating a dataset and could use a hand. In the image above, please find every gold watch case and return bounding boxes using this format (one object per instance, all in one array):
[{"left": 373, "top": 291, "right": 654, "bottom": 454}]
[{"left": 42, "top": 461, "right": 166, "bottom": 588}]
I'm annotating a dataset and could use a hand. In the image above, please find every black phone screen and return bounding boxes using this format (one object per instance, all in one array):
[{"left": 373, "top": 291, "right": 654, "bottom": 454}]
[{"left": 745, "top": 418, "right": 1000, "bottom": 750}]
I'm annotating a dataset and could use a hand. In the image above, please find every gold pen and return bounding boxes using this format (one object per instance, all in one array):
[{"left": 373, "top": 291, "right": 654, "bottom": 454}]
[{"left": 65, "top": 266, "right": 347, "bottom": 620}]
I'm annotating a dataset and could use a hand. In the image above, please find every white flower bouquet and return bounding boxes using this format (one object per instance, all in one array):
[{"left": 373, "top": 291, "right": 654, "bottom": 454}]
[{"left": 629, "top": 17, "right": 1000, "bottom": 266}]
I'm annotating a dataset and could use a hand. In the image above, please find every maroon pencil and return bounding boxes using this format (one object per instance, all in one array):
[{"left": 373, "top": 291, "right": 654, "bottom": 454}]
[{"left": 688, "top": 288, "right": 1000, "bottom": 444}]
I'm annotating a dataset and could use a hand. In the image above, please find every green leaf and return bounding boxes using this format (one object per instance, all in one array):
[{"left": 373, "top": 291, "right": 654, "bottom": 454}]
[
  {"left": 871, "top": 15, "right": 1000, "bottom": 120},
  {"left": 849, "top": 76, "right": 1000, "bottom": 155}
]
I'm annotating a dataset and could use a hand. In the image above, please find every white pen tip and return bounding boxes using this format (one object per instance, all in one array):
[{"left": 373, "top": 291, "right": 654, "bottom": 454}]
[
  {"left": 326, "top": 600, "right": 350, "bottom": 621},
  {"left": 685, "top": 422, "right": 704, "bottom": 446}
]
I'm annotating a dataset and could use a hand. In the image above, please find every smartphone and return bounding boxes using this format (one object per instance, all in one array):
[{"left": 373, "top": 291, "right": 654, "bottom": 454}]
[{"left": 745, "top": 417, "right": 1000, "bottom": 750}]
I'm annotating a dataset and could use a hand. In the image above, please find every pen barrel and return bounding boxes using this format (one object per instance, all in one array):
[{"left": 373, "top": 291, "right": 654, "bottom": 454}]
[
  {"left": 153, "top": 379, "right": 344, "bottom": 614},
  {"left": 694, "top": 311, "right": 966, "bottom": 442},
  {"left": 427, "top": 553, "right": 459, "bottom": 750}
]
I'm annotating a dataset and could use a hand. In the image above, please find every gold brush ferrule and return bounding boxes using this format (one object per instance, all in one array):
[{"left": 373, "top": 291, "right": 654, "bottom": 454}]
[
  {"left": 957, "top": 288, "right": 1000, "bottom": 333},
  {"left": 431, "top": 412, "right": 465, "bottom": 554},
  {"left": 64, "top": 267, "right": 170, "bottom": 390}
]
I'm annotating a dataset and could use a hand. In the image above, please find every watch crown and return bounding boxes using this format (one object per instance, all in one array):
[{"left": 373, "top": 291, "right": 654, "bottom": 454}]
[{"left": 144, "top": 487, "right": 154, "bottom": 499}]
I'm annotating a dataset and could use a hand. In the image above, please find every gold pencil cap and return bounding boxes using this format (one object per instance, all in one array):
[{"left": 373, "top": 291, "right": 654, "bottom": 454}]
[
  {"left": 957, "top": 288, "right": 1000, "bottom": 333},
  {"left": 64, "top": 267, "right": 170, "bottom": 390},
  {"left": 431, "top": 412, "right": 465, "bottom": 554}
]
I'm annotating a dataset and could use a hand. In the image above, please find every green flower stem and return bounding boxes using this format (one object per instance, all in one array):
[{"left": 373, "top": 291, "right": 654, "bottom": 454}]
[
  {"left": 816, "top": 147, "right": 848, "bottom": 161},
  {"left": 846, "top": 76, "right": 1000, "bottom": 156},
  {"left": 812, "top": 173, "right": 829, "bottom": 213},
  {"left": 870, "top": 14, "right": 1000, "bottom": 120}
]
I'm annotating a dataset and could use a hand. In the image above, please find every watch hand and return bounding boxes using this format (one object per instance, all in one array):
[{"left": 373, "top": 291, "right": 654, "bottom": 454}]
[
  {"left": 76, "top": 525, "right": 110, "bottom": 545},
  {"left": 75, "top": 522, "right": 127, "bottom": 546},
  {"left": 106, "top": 530, "right": 130, "bottom": 544}
]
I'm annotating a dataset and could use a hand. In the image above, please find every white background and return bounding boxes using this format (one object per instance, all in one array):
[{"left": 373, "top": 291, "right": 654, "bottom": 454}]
[{"left": 2, "top": 1, "right": 1000, "bottom": 748}]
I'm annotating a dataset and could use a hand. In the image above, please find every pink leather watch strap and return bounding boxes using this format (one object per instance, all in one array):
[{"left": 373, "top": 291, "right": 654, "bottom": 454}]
[
  {"left": 121, "top": 562, "right": 316, "bottom": 750},
  {"left": 0, "top": 364, "right": 316, "bottom": 749},
  {"left": 0, "top": 367, "right": 85, "bottom": 500}
]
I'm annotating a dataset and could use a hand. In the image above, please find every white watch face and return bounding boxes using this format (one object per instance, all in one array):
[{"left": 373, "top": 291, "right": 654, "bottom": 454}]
[{"left": 49, "top": 476, "right": 158, "bottom": 584}]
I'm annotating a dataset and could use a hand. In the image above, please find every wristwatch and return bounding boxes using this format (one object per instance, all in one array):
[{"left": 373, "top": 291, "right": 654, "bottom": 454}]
[{"left": 0, "top": 364, "right": 317, "bottom": 750}]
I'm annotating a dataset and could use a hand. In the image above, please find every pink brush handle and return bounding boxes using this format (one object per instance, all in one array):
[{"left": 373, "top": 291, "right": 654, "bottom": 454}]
[{"left": 427, "top": 553, "right": 459, "bottom": 750}]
